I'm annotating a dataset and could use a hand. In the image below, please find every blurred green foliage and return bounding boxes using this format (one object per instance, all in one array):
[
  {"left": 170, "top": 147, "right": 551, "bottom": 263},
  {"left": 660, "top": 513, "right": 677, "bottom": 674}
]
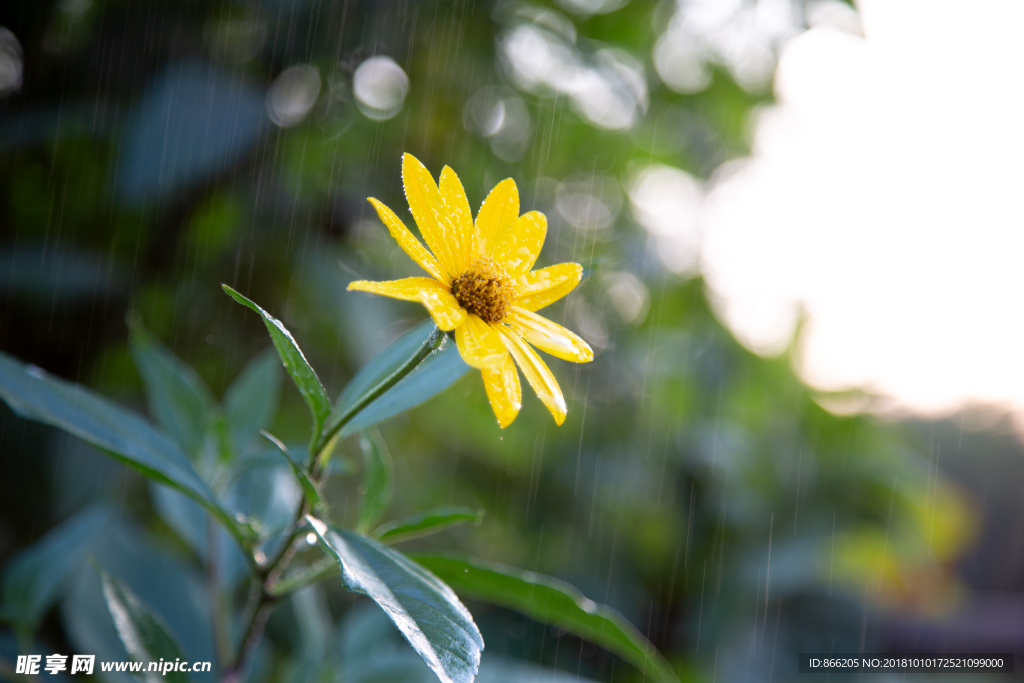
[{"left": 0, "top": 0, "right": 980, "bottom": 681}]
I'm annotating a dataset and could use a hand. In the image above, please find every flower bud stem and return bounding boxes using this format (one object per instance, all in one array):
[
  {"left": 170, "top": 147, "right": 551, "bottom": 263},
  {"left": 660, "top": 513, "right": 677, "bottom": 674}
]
[
  {"left": 312, "top": 325, "right": 445, "bottom": 459},
  {"left": 225, "top": 324, "right": 447, "bottom": 681}
]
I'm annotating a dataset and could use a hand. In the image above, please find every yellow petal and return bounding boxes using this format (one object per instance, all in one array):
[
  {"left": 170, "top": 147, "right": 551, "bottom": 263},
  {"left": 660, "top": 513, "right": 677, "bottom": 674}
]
[
  {"left": 347, "top": 277, "right": 467, "bottom": 331},
  {"left": 368, "top": 198, "right": 451, "bottom": 284},
  {"left": 497, "top": 327, "right": 567, "bottom": 425},
  {"left": 402, "top": 153, "right": 464, "bottom": 277},
  {"left": 438, "top": 166, "right": 474, "bottom": 273},
  {"left": 474, "top": 178, "right": 519, "bottom": 262},
  {"left": 507, "top": 307, "right": 593, "bottom": 363},
  {"left": 455, "top": 314, "right": 508, "bottom": 369},
  {"left": 481, "top": 354, "right": 521, "bottom": 428},
  {"left": 514, "top": 263, "right": 583, "bottom": 312},
  {"left": 492, "top": 211, "right": 546, "bottom": 277}
]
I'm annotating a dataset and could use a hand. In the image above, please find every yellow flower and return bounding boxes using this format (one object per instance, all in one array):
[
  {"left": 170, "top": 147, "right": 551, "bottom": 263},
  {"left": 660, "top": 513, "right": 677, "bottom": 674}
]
[{"left": 348, "top": 153, "right": 593, "bottom": 428}]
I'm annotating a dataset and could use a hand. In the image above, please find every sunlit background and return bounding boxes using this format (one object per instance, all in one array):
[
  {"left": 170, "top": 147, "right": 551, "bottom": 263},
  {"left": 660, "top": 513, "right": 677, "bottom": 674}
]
[{"left": 2, "top": 0, "right": 1024, "bottom": 680}]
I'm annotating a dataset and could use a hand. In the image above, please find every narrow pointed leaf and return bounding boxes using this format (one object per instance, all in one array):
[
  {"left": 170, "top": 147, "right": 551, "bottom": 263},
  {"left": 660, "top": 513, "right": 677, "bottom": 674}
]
[
  {"left": 222, "top": 284, "right": 331, "bottom": 442},
  {"left": 374, "top": 507, "right": 483, "bottom": 545},
  {"left": 225, "top": 349, "right": 281, "bottom": 449},
  {"left": 305, "top": 516, "right": 483, "bottom": 683},
  {"left": 266, "top": 558, "right": 340, "bottom": 597},
  {"left": 130, "top": 326, "right": 214, "bottom": 456},
  {"left": 411, "top": 553, "right": 679, "bottom": 683},
  {"left": 261, "top": 431, "right": 324, "bottom": 511},
  {"left": 0, "top": 507, "right": 109, "bottom": 629},
  {"left": 98, "top": 569, "right": 189, "bottom": 683},
  {"left": 0, "top": 352, "right": 246, "bottom": 552},
  {"left": 327, "top": 321, "right": 470, "bottom": 439},
  {"left": 358, "top": 429, "right": 393, "bottom": 533}
]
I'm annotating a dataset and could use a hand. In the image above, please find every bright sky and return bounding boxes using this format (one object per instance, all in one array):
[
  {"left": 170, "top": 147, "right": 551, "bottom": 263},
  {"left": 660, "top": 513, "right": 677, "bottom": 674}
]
[{"left": 655, "top": 0, "right": 1024, "bottom": 421}]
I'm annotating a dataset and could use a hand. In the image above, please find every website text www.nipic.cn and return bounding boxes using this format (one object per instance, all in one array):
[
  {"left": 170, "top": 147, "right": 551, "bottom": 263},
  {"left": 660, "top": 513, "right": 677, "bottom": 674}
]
[{"left": 15, "top": 654, "right": 213, "bottom": 676}]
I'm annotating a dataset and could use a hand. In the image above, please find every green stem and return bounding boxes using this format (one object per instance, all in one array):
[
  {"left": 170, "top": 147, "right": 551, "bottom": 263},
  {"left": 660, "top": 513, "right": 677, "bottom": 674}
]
[
  {"left": 226, "top": 325, "right": 445, "bottom": 680},
  {"left": 313, "top": 325, "right": 444, "bottom": 455},
  {"left": 222, "top": 579, "right": 268, "bottom": 683}
]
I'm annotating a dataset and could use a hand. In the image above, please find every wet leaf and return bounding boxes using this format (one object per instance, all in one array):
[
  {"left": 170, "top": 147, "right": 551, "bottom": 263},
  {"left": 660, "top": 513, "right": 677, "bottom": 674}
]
[
  {"left": 411, "top": 553, "right": 679, "bottom": 683},
  {"left": 374, "top": 507, "right": 483, "bottom": 545},
  {"left": 99, "top": 568, "right": 190, "bottom": 683},
  {"left": 305, "top": 517, "right": 483, "bottom": 683},
  {"left": 222, "top": 285, "right": 331, "bottom": 446},
  {"left": 0, "top": 352, "right": 245, "bottom": 551}
]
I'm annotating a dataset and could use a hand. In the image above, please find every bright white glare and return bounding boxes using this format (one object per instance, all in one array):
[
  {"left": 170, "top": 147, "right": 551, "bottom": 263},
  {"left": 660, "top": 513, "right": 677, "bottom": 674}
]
[
  {"left": 654, "top": 0, "right": 802, "bottom": 94},
  {"left": 501, "top": 22, "right": 647, "bottom": 130},
  {"left": 629, "top": 164, "right": 703, "bottom": 275},
  {"left": 654, "top": 34, "right": 711, "bottom": 94},
  {"left": 806, "top": 0, "right": 864, "bottom": 35},
  {"left": 700, "top": 0, "right": 1024, "bottom": 421},
  {"left": 0, "top": 29, "right": 22, "bottom": 97},
  {"left": 266, "top": 64, "right": 320, "bottom": 128},
  {"left": 353, "top": 56, "right": 408, "bottom": 121}
]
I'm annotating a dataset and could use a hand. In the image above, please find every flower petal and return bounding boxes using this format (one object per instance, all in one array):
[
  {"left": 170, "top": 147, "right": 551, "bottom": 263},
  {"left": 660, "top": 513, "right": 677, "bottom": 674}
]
[
  {"left": 507, "top": 307, "right": 593, "bottom": 363},
  {"left": 492, "top": 210, "right": 546, "bottom": 277},
  {"left": 368, "top": 197, "right": 451, "bottom": 284},
  {"left": 347, "top": 277, "right": 467, "bottom": 331},
  {"left": 455, "top": 314, "right": 508, "bottom": 369},
  {"left": 497, "top": 327, "right": 567, "bottom": 426},
  {"left": 481, "top": 354, "right": 521, "bottom": 428},
  {"left": 402, "top": 153, "right": 464, "bottom": 277},
  {"left": 514, "top": 263, "right": 583, "bottom": 311},
  {"left": 438, "top": 166, "right": 474, "bottom": 273},
  {"left": 474, "top": 178, "right": 519, "bottom": 262}
]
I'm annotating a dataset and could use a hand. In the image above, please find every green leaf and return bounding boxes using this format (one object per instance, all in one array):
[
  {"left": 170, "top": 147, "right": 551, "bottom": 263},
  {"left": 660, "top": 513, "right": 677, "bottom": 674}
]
[
  {"left": 224, "top": 349, "right": 281, "bottom": 450},
  {"left": 358, "top": 430, "right": 393, "bottom": 533},
  {"left": 266, "top": 558, "right": 339, "bottom": 597},
  {"left": 0, "top": 506, "right": 109, "bottom": 630},
  {"left": 98, "top": 568, "right": 190, "bottom": 683},
  {"left": 0, "top": 351, "right": 247, "bottom": 553},
  {"left": 149, "top": 485, "right": 249, "bottom": 587},
  {"left": 374, "top": 507, "right": 483, "bottom": 545},
  {"left": 261, "top": 431, "right": 324, "bottom": 511},
  {"left": 410, "top": 554, "right": 679, "bottom": 683},
  {"left": 130, "top": 325, "right": 215, "bottom": 456},
  {"left": 221, "top": 284, "right": 331, "bottom": 444},
  {"left": 305, "top": 516, "right": 483, "bottom": 683},
  {"left": 326, "top": 321, "right": 470, "bottom": 440}
]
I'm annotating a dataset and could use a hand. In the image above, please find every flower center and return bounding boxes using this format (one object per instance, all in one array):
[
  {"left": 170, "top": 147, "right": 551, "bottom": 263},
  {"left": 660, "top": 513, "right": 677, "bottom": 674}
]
[{"left": 451, "top": 258, "right": 517, "bottom": 324}]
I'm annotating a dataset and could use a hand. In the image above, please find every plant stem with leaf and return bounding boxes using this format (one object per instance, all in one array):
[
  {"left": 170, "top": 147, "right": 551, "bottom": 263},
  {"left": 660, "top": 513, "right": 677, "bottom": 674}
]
[{"left": 222, "top": 326, "right": 445, "bottom": 682}]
